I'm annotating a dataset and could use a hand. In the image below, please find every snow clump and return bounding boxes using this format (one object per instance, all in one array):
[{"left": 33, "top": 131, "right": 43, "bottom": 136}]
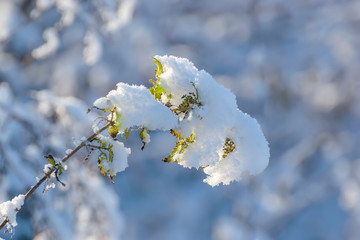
[
  {"left": 153, "top": 55, "right": 270, "bottom": 186},
  {"left": 0, "top": 194, "right": 25, "bottom": 233},
  {"left": 94, "top": 83, "right": 178, "bottom": 131},
  {"left": 93, "top": 55, "right": 269, "bottom": 186},
  {"left": 96, "top": 135, "right": 131, "bottom": 179}
]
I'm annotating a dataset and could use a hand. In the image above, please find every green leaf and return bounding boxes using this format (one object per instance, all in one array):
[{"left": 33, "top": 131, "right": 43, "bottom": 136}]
[
  {"left": 170, "top": 129, "right": 182, "bottom": 140},
  {"left": 154, "top": 85, "right": 166, "bottom": 100},
  {"left": 108, "top": 110, "right": 122, "bottom": 138},
  {"left": 186, "top": 133, "right": 195, "bottom": 143},
  {"left": 96, "top": 138, "right": 115, "bottom": 183},
  {"left": 109, "top": 125, "right": 119, "bottom": 138},
  {"left": 153, "top": 57, "right": 164, "bottom": 81},
  {"left": 181, "top": 133, "right": 195, "bottom": 153},
  {"left": 149, "top": 85, "right": 155, "bottom": 95},
  {"left": 57, "top": 163, "right": 64, "bottom": 175},
  {"left": 48, "top": 157, "right": 55, "bottom": 166},
  {"left": 172, "top": 82, "right": 202, "bottom": 118},
  {"left": 45, "top": 155, "right": 56, "bottom": 165},
  {"left": 149, "top": 58, "right": 167, "bottom": 101},
  {"left": 108, "top": 146, "right": 114, "bottom": 162},
  {"left": 149, "top": 82, "right": 166, "bottom": 101},
  {"left": 163, "top": 142, "right": 182, "bottom": 163},
  {"left": 94, "top": 138, "right": 114, "bottom": 169},
  {"left": 98, "top": 152, "right": 107, "bottom": 175},
  {"left": 163, "top": 132, "right": 195, "bottom": 163},
  {"left": 139, "top": 127, "right": 149, "bottom": 150},
  {"left": 222, "top": 138, "right": 236, "bottom": 159},
  {"left": 124, "top": 128, "right": 130, "bottom": 140},
  {"left": 139, "top": 128, "right": 146, "bottom": 140}
]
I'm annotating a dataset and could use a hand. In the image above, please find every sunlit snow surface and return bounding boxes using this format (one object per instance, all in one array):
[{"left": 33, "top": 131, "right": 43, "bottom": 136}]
[
  {"left": 155, "top": 55, "right": 269, "bottom": 186},
  {"left": 96, "top": 135, "right": 131, "bottom": 177},
  {"left": 95, "top": 83, "right": 178, "bottom": 131}
]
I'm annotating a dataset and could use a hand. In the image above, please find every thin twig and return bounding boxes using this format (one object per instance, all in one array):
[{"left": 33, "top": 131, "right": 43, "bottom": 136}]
[
  {"left": 0, "top": 123, "right": 110, "bottom": 231},
  {"left": 0, "top": 217, "right": 7, "bottom": 231}
]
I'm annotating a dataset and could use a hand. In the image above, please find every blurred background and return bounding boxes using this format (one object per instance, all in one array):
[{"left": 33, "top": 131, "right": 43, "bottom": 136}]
[{"left": 0, "top": 0, "right": 360, "bottom": 239}]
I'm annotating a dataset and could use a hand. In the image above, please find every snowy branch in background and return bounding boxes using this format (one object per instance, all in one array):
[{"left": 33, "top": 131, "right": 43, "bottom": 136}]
[
  {"left": 83, "top": 30, "right": 102, "bottom": 65},
  {"left": 31, "top": 28, "right": 59, "bottom": 59}
]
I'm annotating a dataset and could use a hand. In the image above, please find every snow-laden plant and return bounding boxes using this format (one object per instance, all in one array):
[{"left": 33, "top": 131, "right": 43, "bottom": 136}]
[
  {"left": 0, "top": 55, "right": 269, "bottom": 235},
  {"left": 93, "top": 55, "right": 270, "bottom": 185}
]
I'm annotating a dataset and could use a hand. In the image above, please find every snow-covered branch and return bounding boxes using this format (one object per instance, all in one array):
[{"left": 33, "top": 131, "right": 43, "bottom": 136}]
[
  {"left": 0, "top": 55, "right": 269, "bottom": 237},
  {"left": 93, "top": 55, "right": 270, "bottom": 186},
  {"left": 0, "top": 123, "right": 110, "bottom": 232}
]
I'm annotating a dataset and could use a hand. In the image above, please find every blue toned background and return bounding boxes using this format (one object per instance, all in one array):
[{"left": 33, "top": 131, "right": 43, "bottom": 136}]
[{"left": 0, "top": 0, "right": 359, "bottom": 239}]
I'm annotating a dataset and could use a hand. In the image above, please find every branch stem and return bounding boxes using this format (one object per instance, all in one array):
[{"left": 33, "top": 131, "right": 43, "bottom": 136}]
[{"left": 0, "top": 123, "right": 110, "bottom": 231}]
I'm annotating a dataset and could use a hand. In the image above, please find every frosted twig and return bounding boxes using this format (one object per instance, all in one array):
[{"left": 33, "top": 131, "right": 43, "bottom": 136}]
[{"left": 0, "top": 123, "right": 110, "bottom": 231}]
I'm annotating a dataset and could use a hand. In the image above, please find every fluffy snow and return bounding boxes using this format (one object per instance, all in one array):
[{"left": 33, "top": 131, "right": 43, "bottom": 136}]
[
  {"left": 142, "top": 130, "right": 151, "bottom": 144},
  {"left": 43, "top": 182, "right": 56, "bottom": 194},
  {"left": 154, "top": 55, "right": 200, "bottom": 107},
  {"left": 43, "top": 163, "right": 56, "bottom": 178},
  {"left": 203, "top": 111, "right": 270, "bottom": 186},
  {"left": 96, "top": 135, "right": 131, "bottom": 177},
  {"left": 73, "top": 138, "right": 82, "bottom": 146},
  {"left": 43, "top": 162, "right": 67, "bottom": 180},
  {"left": 93, "top": 55, "right": 269, "bottom": 187},
  {"left": 0, "top": 194, "right": 25, "bottom": 232},
  {"left": 93, "top": 97, "right": 110, "bottom": 110},
  {"left": 94, "top": 82, "right": 178, "bottom": 131},
  {"left": 154, "top": 55, "right": 270, "bottom": 186}
]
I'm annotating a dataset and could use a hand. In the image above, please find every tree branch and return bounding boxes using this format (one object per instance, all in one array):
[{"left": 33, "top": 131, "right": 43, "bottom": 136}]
[{"left": 0, "top": 123, "right": 110, "bottom": 231}]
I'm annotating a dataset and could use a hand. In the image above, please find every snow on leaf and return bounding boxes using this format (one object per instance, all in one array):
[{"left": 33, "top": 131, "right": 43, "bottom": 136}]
[
  {"left": 153, "top": 57, "right": 164, "bottom": 81},
  {"left": 163, "top": 131, "right": 195, "bottom": 163},
  {"left": 149, "top": 58, "right": 167, "bottom": 101},
  {"left": 154, "top": 55, "right": 270, "bottom": 186},
  {"left": 94, "top": 82, "right": 178, "bottom": 131},
  {"left": 93, "top": 55, "right": 269, "bottom": 186},
  {"left": 108, "top": 108, "right": 121, "bottom": 139},
  {"left": 95, "top": 135, "right": 131, "bottom": 183},
  {"left": 139, "top": 127, "right": 150, "bottom": 150},
  {"left": 149, "top": 83, "right": 166, "bottom": 101},
  {"left": 124, "top": 128, "right": 130, "bottom": 140},
  {"left": 221, "top": 138, "right": 236, "bottom": 159}
]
